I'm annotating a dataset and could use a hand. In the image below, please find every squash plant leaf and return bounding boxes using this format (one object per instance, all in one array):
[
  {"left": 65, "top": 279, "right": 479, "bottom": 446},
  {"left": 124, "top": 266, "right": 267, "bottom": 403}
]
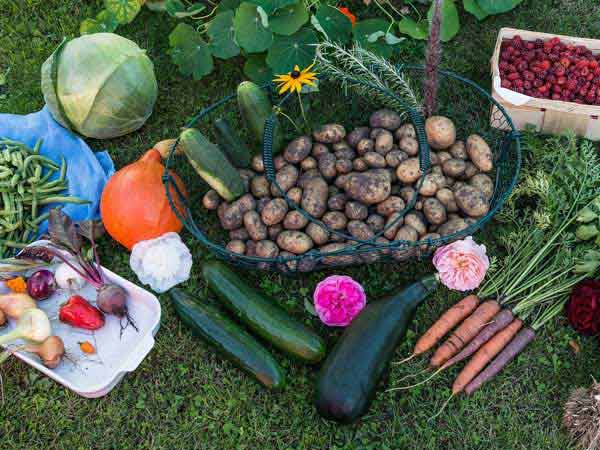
[
  {"left": 266, "top": 27, "right": 318, "bottom": 73},
  {"left": 80, "top": 9, "right": 119, "bottom": 35},
  {"left": 166, "top": 0, "right": 205, "bottom": 18},
  {"left": 477, "top": 0, "right": 523, "bottom": 14},
  {"left": 269, "top": 2, "right": 309, "bottom": 36},
  {"left": 427, "top": 0, "right": 460, "bottom": 42},
  {"left": 207, "top": 11, "right": 240, "bottom": 59},
  {"left": 353, "top": 19, "right": 393, "bottom": 58},
  {"left": 104, "top": 0, "right": 141, "bottom": 24},
  {"left": 217, "top": 0, "right": 241, "bottom": 12},
  {"left": 234, "top": 2, "right": 273, "bottom": 53},
  {"left": 244, "top": 53, "right": 274, "bottom": 84},
  {"left": 463, "top": 0, "right": 489, "bottom": 20},
  {"left": 247, "top": 0, "right": 297, "bottom": 15},
  {"left": 398, "top": 17, "right": 428, "bottom": 40},
  {"left": 313, "top": 4, "right": 352, "bottom": 43},
  {"left": 169, "top": 23, "right": 214, "bottom": 80}
]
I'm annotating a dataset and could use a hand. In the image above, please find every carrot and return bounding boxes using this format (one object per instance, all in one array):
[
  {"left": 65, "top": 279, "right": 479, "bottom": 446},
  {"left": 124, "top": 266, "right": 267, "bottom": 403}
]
[
  {"left": 430, "top": 299, "right": 500, "bottom": 368},
  {"left": 396, "top": 294, "right": 480, "bottom": 365},
  {"left": 452, "top": 318, "right": 523, "bottom": 394},
  {"left": 464, "top": 327, "right": 536, "bottom": 395}
]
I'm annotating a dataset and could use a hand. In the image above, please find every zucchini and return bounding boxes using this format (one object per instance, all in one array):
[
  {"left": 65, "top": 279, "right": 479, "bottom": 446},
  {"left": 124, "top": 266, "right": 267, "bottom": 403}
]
[
  {"left": 314, "top": 275, "right": 438, "bottom": 423},
  {"left": 213, "top": 118, "right": 252, "bottom": 168},
  {"left": 170, "top": 288, "right": 285, "bottom": 390},
  {"left": 236, "top": 81, "right": 284, "bottom": 154},
  {"left": 202, "top": 260, "right": 326, "bottom": 363},
  {"left": 179, "top": 127, "right": 245, "bottom": 201}
]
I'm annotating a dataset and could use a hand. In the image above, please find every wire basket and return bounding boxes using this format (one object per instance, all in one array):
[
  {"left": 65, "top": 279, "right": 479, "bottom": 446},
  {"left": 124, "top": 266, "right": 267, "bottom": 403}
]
[{"left": 164, "top": 66, "right": 521, "bottom": 273}]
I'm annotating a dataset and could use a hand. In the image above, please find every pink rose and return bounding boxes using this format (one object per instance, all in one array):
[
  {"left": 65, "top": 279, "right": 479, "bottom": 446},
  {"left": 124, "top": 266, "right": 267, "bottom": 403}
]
[
  {"left": 432, "top": 236, "right": 489, "bottom": 291},
  {"left": 313, "top": 275, "right": 366, "bottom": 327}
]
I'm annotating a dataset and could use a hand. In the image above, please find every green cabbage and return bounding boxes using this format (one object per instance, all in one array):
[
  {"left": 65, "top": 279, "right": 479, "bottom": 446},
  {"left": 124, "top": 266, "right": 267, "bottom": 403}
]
[{"left": 41, "top": 33, "right": 158, "bottom": 139}]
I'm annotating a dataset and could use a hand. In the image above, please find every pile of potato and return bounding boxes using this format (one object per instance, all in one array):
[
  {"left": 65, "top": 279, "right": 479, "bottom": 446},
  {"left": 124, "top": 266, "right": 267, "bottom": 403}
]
[{"left": 202, "top": 109, "right": 494, "bottom": 270}]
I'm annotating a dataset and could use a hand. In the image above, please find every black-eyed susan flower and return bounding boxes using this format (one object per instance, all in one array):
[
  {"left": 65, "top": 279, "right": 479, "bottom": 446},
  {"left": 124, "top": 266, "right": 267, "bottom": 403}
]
[{"left": 273, "top": 63, "right": 318, "bottom": 95}]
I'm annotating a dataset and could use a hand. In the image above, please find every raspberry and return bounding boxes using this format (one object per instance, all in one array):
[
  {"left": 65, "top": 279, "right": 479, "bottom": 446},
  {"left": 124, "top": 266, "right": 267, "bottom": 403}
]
[
  {"left": 554, "top": 66, "right": 566, "bottom": 76},
  {"left": 547, "top": 74, "right": 557, "bottom": 84},
  {"left": 538, "top": 85, "right": 548, "bottom": 93},
  {"left": 533, "top": 79, "right": 544, "bottom": 88},
  {"left": 567, "top": 79, "right": 578, "bottom": 90},
  {"left": 507, "top": 72, "right": 520, "bottom": 81},
  {"left": 552, "top": 93, "right": 561, "bottom": 100},
  {"left": 523, "top": 71, "right": 535, "bottom": 81},
  {"left": 557, "top": 76, "right": 567, "bottom": 85},
  {"left": 526, "top": 42, "right": 535, "bottom": 50},
  {"left": 535, "top": 39, "right": 544, "bottom": 48},
  {"left": 540, "top": 60, "right": 551, "bottom": 70},
  {"left": 581, "top": 67, "right": 590, "bottom": 76},
  {"left": 523, "top": 80, "right": 532, "bottom": 89}
]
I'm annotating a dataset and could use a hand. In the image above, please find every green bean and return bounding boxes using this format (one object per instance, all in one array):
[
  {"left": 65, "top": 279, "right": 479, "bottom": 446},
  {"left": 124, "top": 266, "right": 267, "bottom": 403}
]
[
  {"left": 23, "top": 154, "right": 59, "bottom": 173},
  {"left": 38, "top": 196, "right": 90, "bottom": 206},
  {"left": 33, "top": 139, "right": 42, "bottom": 154},
  {"left": 10, "top": 173, "right": 20, "bottom": 187}
]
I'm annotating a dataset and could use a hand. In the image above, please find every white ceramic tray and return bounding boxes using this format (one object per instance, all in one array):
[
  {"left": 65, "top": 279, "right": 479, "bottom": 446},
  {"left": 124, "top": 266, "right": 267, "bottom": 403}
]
[{"left": 0, "top": 241, "right": 161, "bottom": 398}]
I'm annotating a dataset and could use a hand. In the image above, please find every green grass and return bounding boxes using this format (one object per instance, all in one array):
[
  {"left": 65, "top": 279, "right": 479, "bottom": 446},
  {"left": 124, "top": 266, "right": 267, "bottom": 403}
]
[{"left": 1, "top": 1, "right": 600, "bottom": 449}]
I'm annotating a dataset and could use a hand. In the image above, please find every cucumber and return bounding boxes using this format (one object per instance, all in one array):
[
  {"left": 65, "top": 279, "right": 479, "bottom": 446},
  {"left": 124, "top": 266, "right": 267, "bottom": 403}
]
[
  {"left": 213, "top": 118, "right": 251, "bottom": 168},
  {"left": 236, "top": 81, "right": 284, "bottom": 154},
  {"left": 170, "top": 288, "right": 285, "bottom": 390},
  {"left": 179, "top": 128, "right": 245, "bottom": 201},
  {"left": 202, "top": 260, "right": 326, "bottom": 363},
  {"left": 314, "top": 275, "right": 438, "bottom": 423}
]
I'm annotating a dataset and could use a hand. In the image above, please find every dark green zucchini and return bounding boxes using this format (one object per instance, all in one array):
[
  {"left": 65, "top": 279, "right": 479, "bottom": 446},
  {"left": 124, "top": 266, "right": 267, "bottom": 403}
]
[
  {"left": 314, "top": 275, "right": 438, "bottom": 423},
  {"left": 213, "top": 118, "right": 252, "bottom": 168},
  {"left": 170, "top": 288, "right": 285, "bottom": 390},
  {"left": 202, "top": 260, "right": 326, "bottom": 363}
]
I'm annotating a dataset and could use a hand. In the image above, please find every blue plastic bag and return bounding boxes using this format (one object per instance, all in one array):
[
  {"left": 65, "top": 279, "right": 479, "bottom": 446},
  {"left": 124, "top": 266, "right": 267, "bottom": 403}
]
[{"left": 0, "top": 107, "right": 115, "bottom": 236}]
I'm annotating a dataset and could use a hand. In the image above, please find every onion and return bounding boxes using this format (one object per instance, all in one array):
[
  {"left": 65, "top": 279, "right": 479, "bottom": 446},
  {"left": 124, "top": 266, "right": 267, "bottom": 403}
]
[
  {"left": 0, "top": 308, "right": 51, "bottom": 346},
  {"left": 27, "top": 270, "right": 57, "bottom": 301},
  {"left": 0, "top": 293, "right": 37, "bottom": 320}
]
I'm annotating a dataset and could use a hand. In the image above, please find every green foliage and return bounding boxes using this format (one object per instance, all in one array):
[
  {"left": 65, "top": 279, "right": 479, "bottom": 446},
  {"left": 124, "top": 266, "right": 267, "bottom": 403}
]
[
  {"left": 397, "top": 17, "right": 429, "bottom": 40},
  {"left": 207, "top": 11, "right": 240, "bottom": 59},
  {"left": 312, "top": 5, "right": 353, "bottom": 44},
  {"left": 104, "top": 0, "right": 141, "bottom": 24},
  {"left": 243, "top": 54, "right": 273, "bottom": 84},
  {"left": 266, "top": 28, "right": 318, "bottom": 73},
  {"left": 269, "top": 2, "right": 308, "bottom": 36},
  {"left": 427, "top": 0, "right": 460, "bottom": 42},
  {"left": 463, "top": 0, "right": 489, "bottom": 20},
  {"left": 477, "top": 0, "right": 523, "bottom": 14},
  {"left": 234, "top": 2, "right": 273, "bottom": 53},
  {"left": 353, "top": 19, "right": 395, "bottom": 58},
  {"left": 165, "top": 0, "right": 206, "bottom": 18},
  {"left": 169, "top": 23, "right": 213, "bottom": 80},
  {"left": 80, "top": 10, "right": 119, "bottom": 34}
]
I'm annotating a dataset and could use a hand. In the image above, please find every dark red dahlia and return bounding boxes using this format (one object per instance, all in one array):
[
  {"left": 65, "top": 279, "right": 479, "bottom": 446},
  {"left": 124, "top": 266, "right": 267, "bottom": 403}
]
[{"left": 566, "top": 280, "right": 600, "bottom": 336}]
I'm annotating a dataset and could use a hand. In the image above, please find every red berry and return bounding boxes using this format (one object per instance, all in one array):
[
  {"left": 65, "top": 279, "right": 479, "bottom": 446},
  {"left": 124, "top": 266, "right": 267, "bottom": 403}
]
[
  {"left": 538, "top": 85, "right": 548, "bottom": 93},
  {"left": 501, "top": 79, "right": 512, "bottom": 89},
  {"left": 523, "top": 71, "right": 535, "bottom": 81},
  {"left": 507, "top": 72, "right": 520, "bottom": 81},
  {"left": 526, "top": 42, "right": 535, "bottom": 50},
  {"left": 540, "top": 60, "right": 551, "bottom": 70},
  {"left": 590, "top": 60, "right": 599, "bottom": 69},
  {"left": 557, "top": 76, "right": 567, "bottom": 85},
  {"left": 552, "top": 93, "right": 561, "bottom": 100},
  {"left": 523, "top": 80, "right": 532, "bottom": 89},
  {"left": 533, "top": 79, "right": 544, "bottom": 88}
]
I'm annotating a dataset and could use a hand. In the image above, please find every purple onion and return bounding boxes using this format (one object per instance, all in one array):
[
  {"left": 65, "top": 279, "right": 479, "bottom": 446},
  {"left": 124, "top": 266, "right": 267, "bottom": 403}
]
[{"left": 27, "top": 270, "right": 58, "bottom": 301}]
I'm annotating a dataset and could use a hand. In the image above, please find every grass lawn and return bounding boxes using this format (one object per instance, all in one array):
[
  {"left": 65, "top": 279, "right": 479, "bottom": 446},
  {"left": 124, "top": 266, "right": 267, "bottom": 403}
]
[{"left": 2, "top": 1, "right": 600, "bottom": 449}]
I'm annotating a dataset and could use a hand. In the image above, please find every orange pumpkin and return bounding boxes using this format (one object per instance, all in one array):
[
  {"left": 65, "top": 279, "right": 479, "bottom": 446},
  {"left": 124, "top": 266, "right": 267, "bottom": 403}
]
[{"left": 100, "top": 149, "right": 188, "bottom": 250}]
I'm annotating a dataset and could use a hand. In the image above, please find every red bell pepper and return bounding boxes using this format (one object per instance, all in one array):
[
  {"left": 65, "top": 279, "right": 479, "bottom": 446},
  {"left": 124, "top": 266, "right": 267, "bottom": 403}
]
[{"left": 59, "top": 295, "right": 105, "bottom": 330}]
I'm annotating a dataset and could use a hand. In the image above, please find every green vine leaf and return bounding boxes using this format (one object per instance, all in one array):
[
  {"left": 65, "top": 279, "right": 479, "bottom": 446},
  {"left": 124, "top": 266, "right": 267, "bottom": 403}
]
[
  {"left": 247, "top": 0, "right": 297, "bottom": 15},
  {"left": 313, "top": 4, "right": 352, "bottom": 43},
  {"left": 166, "top": 0, "right": 205, "bottom": 18},
  {"left": 353, "top": 19, "right": 393, "bottom": 58},
  {"left": 169, "top": 23, "right": 214, "bottom": 80},
  {"left": 80, "top": 10, "right": 119, "bottom": 35},
  {"left": 266, "top": 27, "right": 318, "bottom": 73},
  {"left": 463, "top": 0, "right": 489, "bottom": 20},
  {"left": 104, "top": 0, "right": 141, "bottom": 24},
  {"left": 477, "top": 0, "right": 523, "bottom": 14},
  {"left": 234, "top": 2, "right": 273, "bottom": 53},
  {"left": 217, "top": 0, "right": 241, "bottom": 12},
  {"left": 427, "top": 0, "right": 460, "bottom": 42},
  {"left": 269, "top": 2, "right": 309, "bottom": 36},
  {"left": 244, "top": 53, "right": 274, "bottom": 84},
  {"left": 397, "top": 17, "right": 428, "bottom": 40},
  {"left": 207, "top": 11, "right": 240, "bottom": 59}
]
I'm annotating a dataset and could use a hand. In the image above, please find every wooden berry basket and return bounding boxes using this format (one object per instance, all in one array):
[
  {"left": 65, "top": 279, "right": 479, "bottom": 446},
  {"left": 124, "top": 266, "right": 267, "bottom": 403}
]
[{"left": 490, "top": 27, "right": 600, "bottom": 140}]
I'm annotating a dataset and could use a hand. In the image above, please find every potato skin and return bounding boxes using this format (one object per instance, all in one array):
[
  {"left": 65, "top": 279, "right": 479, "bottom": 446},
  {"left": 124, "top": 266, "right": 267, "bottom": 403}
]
[
  {"left": 442, "top": 158, "right": 467, "bottom": 178},
  {"left": 347, "top": 220, "right": 374, "bottom": 240},
  {"left": 277, "top": 231, "right": 314, "bottom": 254},
  {"left": 418, "top": 173, "right": 445, "bottom": 196},
  {"left": 470, "top": 173, "right": 494, "bottom": 199},
  {"left": 376, "top": 196, "right": 406, "bottom": 216},
  {"left": 328, "top": 193, "right": 347, "bottom": 211},
  {"left": 455, "top": 185, "right": 490, "bottom": 217},
  {"left": 287, "top": 187, "right": 303, "bottom": 205},
  {"left": 313, "top": 124, "right": 346, "bottom": 144},
  {"left": 271, "top": 164, "right": 299, "bottom": 196},
  {"left": 243, "top": 210, "right": 268, "bottom": 241},
  {"left": 283, "top": 135, "right": 312, "bottom": 163},
  {"left": 383, "top": 212, "right": 404, "bottom": 239},
  {"left": 345, "top": 171, "right": 392, "bottom": 205},
  {"left": 404, "top": 211, "right": 427, "bottom": 235},
  {"left": 425, "top": 116, "right": 456, "bottom": 150},
  {"left": 375, "top": 130, "right": 394, "bottom": 154},
  {"left": 226, "top": 240, "right": 246, "bottom": 255},
  {"left": 267, "top": 224, "right": 283, "bottom": 241},
  {"left": 345, "top": 201, "right": 368, "bottom": 220},
  {"left": 356, "top": 138, "right": 374, "bottom": 156},
  {"left": 251, "top": 154, "right": 264, "bottom": 172},
  {"left": 318, "top": 153, "right": 337, "bottom": 179},
  {"left": 399, "top": 136, "right": 419, "bottom": 156},
  {"left": 230, "top": 228, "right": 250, "bottom": 241},
  {"left": 353, "top": 157, "right": 369, "bottom": 171},
  {"left": 202, "top": 190, "right": 221, "bottom": 210},
  {"left": 385, "top": 150, "right": 408, "bottom": 167},
  {"left": 335, "top": 158, "right": 353, "bottom": 174},
  {"left": 396, "top": 157, "right": 421, "bottom": 184},
  {"left": 463, "top": 162, "right": 479, "bottom": 180},
  {"left": 301, "top": 177, "right": 328, "bottom": 218},
  {"left": 283, "top": 210, "right": 309, "bottom": 230},
  {"left": 399, "top": 186, "right": 417, "bottom": 204},
  {"left": 394, "top": 224, "right": 418, "bottom": 242},
  {"left": 449, "top": 140, "right": 467, "bottom": 159},
  {"left": 312, "top": 143, "right": 330, "bottom": 158},
  {"left": 300, "top": 156, "right": 317, "bottom": 171},
  {"left": 364, "top": 152, "right": 387, "bottom": 168},
  {"left": 219, "top": 194, "right": 256, "bottom": 230},
  {"left": 261, "top": 198, "right": 288, "bottom": 226},
  {"left": 370, "top": 109, "right": 402, "bottom": 130},
  {"left": 436, "top": 187, "right": 459, "bottom": 212},
  {"left": 367, "top": 214, "right": 385, "bottom": 232},
  {"left": 395, "top": 123, "right": 416, "bottom": 141},
  {"left": 347, "top": 127, "right": 371, "bottom": 148},
  {"left": 423, "top": 197, "right": 447, "bottom": 225},
  {"left": 306, "top": 222, "right": 330, "bottom": 245},
  {"left": 250, "top": 176, "right": 271, "bottom": 198},
  {"left": 255, "top": 240, "right": 279, "bottom": 259},
  {"left": 322, "top": 211, "right": 348, "bottom": 230},
  {"left": 320, "top": 243, "right": 354, "bottom": 266},
  {"left": 438, "top": 218, "right": 469, "bottom": 236},
  {"left": 466, "top": 134, "right": 493, "bottom": 172}
]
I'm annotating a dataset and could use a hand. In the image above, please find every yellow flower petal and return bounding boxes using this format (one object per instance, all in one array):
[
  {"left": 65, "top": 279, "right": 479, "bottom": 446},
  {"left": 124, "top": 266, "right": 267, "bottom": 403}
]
[
  {"left": 293, "top": 65, "right": 300, "bottom": 72},
  {"left": 301, "top": 62, "right": 315, "bottom": 73}
]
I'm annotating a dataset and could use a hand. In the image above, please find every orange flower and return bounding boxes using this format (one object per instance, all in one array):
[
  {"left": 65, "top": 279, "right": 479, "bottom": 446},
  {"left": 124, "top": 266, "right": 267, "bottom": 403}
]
[
  {"left": 6, "top": 276, "right": 27, "bottom": 293},
  {"left": 338, "top": 7, "right": 356, "bottom": 26}
]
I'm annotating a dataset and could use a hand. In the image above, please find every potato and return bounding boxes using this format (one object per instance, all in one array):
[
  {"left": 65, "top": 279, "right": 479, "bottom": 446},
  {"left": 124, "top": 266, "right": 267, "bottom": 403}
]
[
  {"left": 415, "top": 198, "right": 423, "bottom": 210},
  {"left": 419, "top": 232, "right": 441, "bottom": 251},
  {"left": 243, "top": 211, "right": 267, "bottom": 241},
  {"left": 361, "top": 152, "right": 385, "bottom": 169},
  {"left": 298, "top": 257, "right": 318, "bottom": 273},
  {"left": 238, "top": 169, "right": 254, "bottom": 192},
  {"left": 375, "top": 130, "right": 394, "bottom": 154},
  {"left": 356, "top": 138, "right": 374, "bottom": 155},
  {"left": 375, "top": 236, "right": 391, "bottom": 255},
  {"left": 261, "top": 198, "right": 288, "bottom": 225},
  {"left": 255, "top": 240, "right": 279, "bottom": 259},
  {"left": 277, "top": 231, "right": 314, "bottom": 254},
  {"left": 335, "top": 173, "right": 350, "bottom": 189},
  {"left": 328, "top": 193, "right": 347, "bottom": 211},
  {"left": 345, "top": 201, "right": 368, "bottom": 220},
  {"left": 267, "top": 224, "right": 283, "bottom": 241},
  {"left": 274, "top": 156, "right": 287, "bottom": 171},
  {"left": 202, "top": 189, "right": 221, "bottom": 210},
  {"left": 278, "top": 251, "right": 298, "bottom": 272},
  {"left": 320, "top": 243, "right": 354, "bottom": 266},
  {"left": 455, "top": 185, "right": 490, "bottom": 217},
  {"left": 245, "top": 240, "right": 257, "bottom": 256},
  {"left": 396, "top": 157, "right": 421, "bottom": 184},
  {"left": 429, "top": 152, "right": 440, "bottom": 166},
  {"left": 395, "top": 123, "right": 416, "bottom": 141},
  {"left": 256, "top": 197, "right": 271, "bottom": 213},
  {"left": 271, "top": 164, "right": 299, "bottom": 196},
  {"left": 418, "top": 173, "right": 445, "bottom": 196},
  {"left": 423, "top": 198, "right": 447, "bottom": 225},
  {"left": 442, "top": 158, "right": 466, "bottom": 178},
  {"left": 347, "top": 126, "right": 371, "bottom": 148},
  {"left": 437, "top": 151, "right": 452, "bottom": 165},
  {"left": 230, "top": 228, "right": 250, "bottom": 241},
  {"left": 227, "top": 240, "right": 246, "bottom": 255},
  {"left": 370, "top": 109, "right": 402, "bottom": 130},
  {"left": 431, "top": 165, "right": 443, "bottom": 175},
  {"left": 385, "top": 149, "right": 408, "bottom": 167},
  {"left": 306, "top": 222, "right": 329, "bottom": 245},
  {"left": 297, "top": 169, "right": 321, "bottom": 188},
  {"left": 425, "top": 116, "right": 456, "bottom": 150},
  {"left": 463, "top": 162, "right": 479, "bottom": 179},
  {"left": 399, "top": 136, "right": 419, "bottom": 156},
  {"left": 405, "top": 211, "right": 427, "bottom": 235},
  {"left": 453, "top": 181, "right": 468, "bottom": 191},
  {"left": 333, "top": 143, "right": 355, "bottom": 159},
  {"left": 312, "top": 143, "right": 330, "bottom": 158},
  {"left": 349, "top": 157, "right": 365, "bottom": 172},
  {"left": 361, "top": 216, "right": 382, "bottom": 235},
  {"left": 348, "top": 220, "right": 374, "bottom": 241},
  {"left": 250, "top": 175, "right": 270, "bottom": 198},
  {"left": 328, "top": 185, "right": 340, "bottom": 196},
  {"left": 300, "top": 156, "right": 317, "bottom": 171},
  {"left": 301, "top": 177, "right": 328, "bottom": 218},
  {"left": 283, "top": 210, "right": 309, "bottom": 230},
  {"left": 283, "top": 135, "right": 312, "bottom": 163},
  {"left": 322, "top": 211, "right": 347, "bottom": 230},
  {"left": 376, "top": 196, "right": 405, "bottom": 217},
  {"left": 287, "top": 187, "right": 302, "bottom": 205},
  {"left": 383, "top": 212, "right": 404, "bottom": 239},
  {"left": 394, "top": 224, "right": 418, "bottom": 241},
  {"left": 313, "top": 123, "right": 346, "bottom": 144},
  {"left": 251, "top": 154, "right": 264, "bottom": 172},
  {"left": 399, "top": 186, "right": 417, "bottom": 204},
  {"left": 219, "top": 194, "right": 256, "bottom": 230},
  {"left": 360, "top": 247, "right": 381, "bottom": 263},
  {"left": 345, "top": 170, "right": 391, "bottom": 205},
  {"left": 448, "top": 213, "right": 461, "bottom": 221},
  {"left": 318, "top": 153, "right": 337, "bottom": 179},
  {"left": 449, "top": 140, "right": 467, "bottom": 159},
  {"left": 436, "top": 187, "right": 459, "bottom": 212},
  {"left": 466, "top": 134, "right": 493, "bottom": 172},
  {"left": 370, "top": 128, "right": 386, "bottom": 140},
  {"left": 470, "top": 173, "right": 494, "bottom": 200},
  {"left": 438, "top": 218, "right": 469, "bottom": 236},
  {"left": 335, "top": 158, "right": 353, "bottom": 174}
]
